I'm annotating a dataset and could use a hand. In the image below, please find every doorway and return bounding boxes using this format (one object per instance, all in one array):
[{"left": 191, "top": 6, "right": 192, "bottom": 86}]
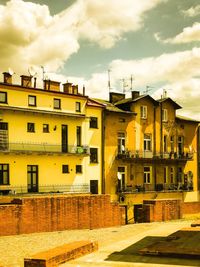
[{"left": 27, "top": 165, "right": 38, "bottom": 193}]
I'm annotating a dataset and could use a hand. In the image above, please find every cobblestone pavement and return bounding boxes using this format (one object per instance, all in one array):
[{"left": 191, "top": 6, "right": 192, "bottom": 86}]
[{"left": 0, "top": 220, "right": 199, "bottom": 267}]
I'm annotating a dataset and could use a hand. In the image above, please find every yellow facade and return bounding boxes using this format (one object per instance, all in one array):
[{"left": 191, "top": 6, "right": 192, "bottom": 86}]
[
  {"left": 0, "top": 74, "right": 103, "bottom": 194},
  {"left": 102, "top": 92, "right": 199, "bottom": 203}
]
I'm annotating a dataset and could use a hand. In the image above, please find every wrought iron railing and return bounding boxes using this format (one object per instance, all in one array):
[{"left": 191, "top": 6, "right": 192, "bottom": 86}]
[
  {"left": 0, "top": 183, "right": 90, "bottom": 194},
  {"left": 0, "top": 142, "right": 90, "bottom": 155}
]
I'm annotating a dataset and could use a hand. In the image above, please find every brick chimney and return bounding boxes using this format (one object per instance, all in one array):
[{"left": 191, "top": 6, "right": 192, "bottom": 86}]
[
  {"left": 63, "top": 82, "right": 73, "bottom": 94},
  {"left": 44, "top": 80, "right": 60, "bottom": 92},
  {"left": 21, "top": 75, "right": 32, "bottom": 87},
  {"left": 3, "top": 72, "right": 12, "bottom": 84},
  {"left": 109, "top": 92, "right": 125, "bottom": 104},
  {"left": 131, "top": 91, "right": 140, "bottom": 100},
  {"left": 72, "top": 85, "right": 78, "bottom": 95}
]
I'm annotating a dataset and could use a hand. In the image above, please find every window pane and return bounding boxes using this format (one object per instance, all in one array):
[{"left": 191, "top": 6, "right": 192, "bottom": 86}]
[
  {"left": 43, "top": 124, "right": 49, "bottom": 133},
  {"left": 90, "top": 117, "right": 98, "bottom": 128},
  {"left": 62, "top": 165, "right": 69, "bottom": 173},
  {"left": 28, "top": 95, "right": 36, "bottom": 106},
  {"left": 0, "top": 92, "right": 7, "bottom": 103},
  {"left": 75, "top": 102, "right": 81, "bottom": 112},
  {"left": 90, "top": 148, "right": 98, "bottom": 163},
  {"left": 54, "top": 98, "right": 61, "bottom": 109}
]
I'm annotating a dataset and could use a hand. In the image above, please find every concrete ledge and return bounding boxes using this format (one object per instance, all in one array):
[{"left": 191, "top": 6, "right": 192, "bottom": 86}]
[
  {"left": 24, "top": 240, "right": 98, "bottom": 267},
  {"left": 191, "top": 220, "right": 200, "bottom": 227}
]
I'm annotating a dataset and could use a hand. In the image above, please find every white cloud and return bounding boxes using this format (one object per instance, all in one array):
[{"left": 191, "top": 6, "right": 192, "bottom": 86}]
[
  {"left": 0, "top": 0, "right": 166, "bottom": 74},
  {"left": 182, "top": 5, "right": 200, "bottom": 17},
  {"left": 155, "top": 23, "right": 200, "bottom": 44}
]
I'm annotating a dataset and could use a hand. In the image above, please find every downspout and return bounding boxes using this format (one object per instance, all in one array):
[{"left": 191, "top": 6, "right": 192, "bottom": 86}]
[
  {"left": 153, "top": 105, "right": 157, "bottom": 190},
  {"left": 160, "top": 102, "right": 163, "bottom": 157},
  {"left": 197, "top": 125, "right": 200, "bottom": 191},
  {"left": 101, "top": 109, "right": 105, "bottom": 194}
]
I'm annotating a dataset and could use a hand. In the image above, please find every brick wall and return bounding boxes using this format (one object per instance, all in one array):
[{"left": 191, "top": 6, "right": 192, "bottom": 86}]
[
  {"left": 0, "top": 195, "right": 125, "bottom": 236},
  {"left": 183, "top": 202, "right": 200, "bottom": 214}
]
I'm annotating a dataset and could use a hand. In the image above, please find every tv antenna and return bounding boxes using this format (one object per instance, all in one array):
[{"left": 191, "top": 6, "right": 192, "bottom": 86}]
[
  {"left": 120, "top": 78, "right": 129, "bottom": 93},
  {"left": 144, "top": 85, "right": 154, "bottom": 94},
  {"left": 28, "top": 66, "right": 37, "bottom": 77},
  {"left": 41, "top": 66, "right": 46, "bottom": 81},
  {"left": 130, "top": 74, "right": 134, "bottom": 91}
]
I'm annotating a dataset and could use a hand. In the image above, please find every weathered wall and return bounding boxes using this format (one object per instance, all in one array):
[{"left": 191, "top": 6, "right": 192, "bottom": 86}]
[{"left": 0, "top": 195, "right": 125, "bottom": 236}]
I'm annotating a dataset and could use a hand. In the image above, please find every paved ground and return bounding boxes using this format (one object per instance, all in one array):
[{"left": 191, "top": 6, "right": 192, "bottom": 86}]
[{"left": 0, "top": 219, "right": 200, "bottom": 267}]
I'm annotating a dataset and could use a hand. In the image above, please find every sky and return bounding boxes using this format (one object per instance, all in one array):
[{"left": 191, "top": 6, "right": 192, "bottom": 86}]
[{"left": 0, "top": 0, "right": 200, "bottom": 119}]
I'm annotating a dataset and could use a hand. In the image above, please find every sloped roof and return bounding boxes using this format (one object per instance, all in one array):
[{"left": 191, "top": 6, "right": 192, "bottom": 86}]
[
  {"left": 92, "top": 98, "right": 136, "bottom": 114},
  {"left": 157, "top": 97, "right": 182, "bottom": 110},
  {"left": 115, "top": 94, "right": 158, "bottom": 106},
  {"left": 176, "top": 115, "right": 200, "bottom": 123}
]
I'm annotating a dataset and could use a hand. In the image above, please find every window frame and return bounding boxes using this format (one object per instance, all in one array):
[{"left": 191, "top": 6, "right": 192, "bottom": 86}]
[
  {"left": 90, "top": 117, "right": 98, "bottom": 128},
  {"left": 62, "top": 165, "right": 69, "bottom": 173},
  {"left": 144, "top": 134, "right": 151, "bottom": 151},
  {"left": 28, "top": 95, "right": 37, "bottom": 107},
  {"left": 43, "top": 124, "right": 49, "bottom": 133},
  {"left": 76, "top": 165, "right": 82, "bottom": 173},
  {"left": 164, "top": 166, "right": 168, "bottom": 184},
  {"left": 140, "top": 105, "right": 147, "bottom": 119},
  {"left": 162, "top": 109, "right": 168, "bottom": 122},
  {"left": 53, "top": 98, "right": 61, "bottom": 109},
  {"left": 90, "top": 147, "right": 98, "bottom": 163},
  {"left": 75, "top": 101, "right": 81, "bottom": 112},
  {"left": 76, "top": 126, "right": 81, "bottom": 146},
  {"left": 0, "top": 164, "right": 9, "bottom": 185},
  {"left": 144, "top": 166, "right": 151, "bottom": 184},
  {"left": 0, "top": 92, "right": 7, "bottom": 104},
  {"left": 27, "top": 122, "right": 35, "bottom": 132},
  {"left": 118, "top": 132, "right": 126, "bottom": 154}
]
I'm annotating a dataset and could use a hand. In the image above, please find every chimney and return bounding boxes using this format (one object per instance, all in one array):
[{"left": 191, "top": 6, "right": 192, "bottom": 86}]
[
  {"left": 72, "top": 85, "right": 78, "bottom": 95},
  {"left": 109, "top": 92, "right": 125, "bottom": 104},
  {"left": 3, "top": 72, "right": 12, "bottom": 84},
  {"left": 44, "top": 80, "right": 60, "bottom": 91},
  {"left": 21, "top": 75, "right": 32, "bottom": 87},
  {"left": 131, "top": 91, "right": 140, "bottom": 100},
  {"left": 63, "top": 82, "right": 73, "bottom": 94}
]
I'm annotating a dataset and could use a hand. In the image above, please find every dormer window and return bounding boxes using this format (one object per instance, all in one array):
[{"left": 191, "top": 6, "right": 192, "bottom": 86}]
[{"left": 140, "top": 106, "right": 147, "bottom": 119}]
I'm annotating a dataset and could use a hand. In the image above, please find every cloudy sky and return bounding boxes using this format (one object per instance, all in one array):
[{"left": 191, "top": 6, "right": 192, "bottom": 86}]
[{"left": 0, "top": 0, "right": 200, "bottom": 119}]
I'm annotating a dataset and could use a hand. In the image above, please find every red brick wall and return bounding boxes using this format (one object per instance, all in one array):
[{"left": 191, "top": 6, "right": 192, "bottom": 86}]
[
  {"left": 183, "top": 202, "right": 200, "bottom": 214},
  {"left": 0, "top": 195, "right": 125, "bottom": 236}
]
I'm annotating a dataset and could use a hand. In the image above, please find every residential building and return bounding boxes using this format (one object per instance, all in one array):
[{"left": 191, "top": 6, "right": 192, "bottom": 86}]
[
  {"left": 97, "top": 91, "right": 199, "bottom": 203},
  {"left": 0, "top": 72, "right": 104, "bottom": 194}
]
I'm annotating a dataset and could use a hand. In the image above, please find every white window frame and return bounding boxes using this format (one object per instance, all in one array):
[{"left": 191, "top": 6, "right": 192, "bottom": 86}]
[
  {"left": 117, "top": 166, "right": 126, "bottom": 191},
  {"left": 144, "top": 134, "right": 151, "bottom": 151},
  {"left": 140, "top": 105, "right": 147, "bottom": 119},
  {"left": 144, "top": 166, "right": 151, "bottom": 184},
  {"left": 162, "top": 109, "right": 168, "bottom": 122},
  {"left": 118, "top": 132, "right": 126, "bottom": 154}
]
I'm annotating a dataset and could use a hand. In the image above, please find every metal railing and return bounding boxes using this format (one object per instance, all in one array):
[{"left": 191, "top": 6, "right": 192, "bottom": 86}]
[
  {"left": 0, "top": 142, "right": 90, "bottom": 155},
  {"left": 117, "top": 149, "right": 194, "bottom": 160},
  {"left": 1, "top": 183, "right": 90, "bottom": 194}
]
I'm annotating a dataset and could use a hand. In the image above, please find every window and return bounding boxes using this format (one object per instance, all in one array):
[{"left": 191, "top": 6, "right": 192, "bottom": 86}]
[
  {"left": 28, "top": 95, "right": 36, "bottom": 106},
  {"left": 117, "top": 166, "right": 126, "bottom": 192},
  {"left": 162, "top": 109, "right": 168, "bottom": 122},
  {"left": 0, "top": 122, "right": 8, "bottom": 130},
  {"left": 62, "top": 165, "right": 69, "bottom": 173},
  {"left": 0, "top": 164, "right": 9, "bottom": 185},
  {"left": 76, "top": 165, "right": 82, "bottom": 173},
  {"left": 54, "top": 98, "right": 61, "bottom": 109},
  {"left": 43, "top": 124, "right": 49, "bottom": 133},
  {"left": 90, "top": 148, "right": 98, "bottom": 163},
  {"left": 75, "top": 102, "right": 81, "bottom": 112},
  {"left": 170, "top": 136, "right": 174, "bottom": 153},
  {"left": 90, "top": 117, "right": 98, "bottom": 128},
  {"left": 164, "top": 135, "right": 167, "bottom": 153},
  {"left": 27, "top": 122, "right": 35, "bottom": 132},
  {"left": 0, "top": 92, "right": 7, "bottom": 103},
  {"left": 178, "top": 136, "right": 184, "bottom": 155},
  {"left": 76, "top": 126, "right": 81, "bottom": 146},
  {"left": 140, "top": 106, "right": 147, "bottom": 119},
  {"left": 164, "top": 166, "right": 168, "bottom": 184},
  {"left": 170, "top": 167, "right": 174, "bottom": 183},
  {"left": 144, "top": 134, "right": 151, "bottom": 151},
  {"left": 118, "top": 132, "right": 125, "bottom": 154},
  {"left": 144, "top": 166, "right": 151, "bottom": 184}
]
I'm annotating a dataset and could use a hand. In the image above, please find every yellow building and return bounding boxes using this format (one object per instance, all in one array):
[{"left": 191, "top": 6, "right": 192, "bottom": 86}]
[
  {"left": 0, "top": 72, "right": 104, "bottom": 194},
  {"left": 99, "top": 91, "right": 199, "bottom": 203}
]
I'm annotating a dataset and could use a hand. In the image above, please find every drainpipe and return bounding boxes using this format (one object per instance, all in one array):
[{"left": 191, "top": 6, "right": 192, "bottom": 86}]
[
  {"left": 101, "top": 109, "right": 105, "bottom": 194},
  {"left": 160, "top": 102, "right": 163, "bottom": 157},
  {"left": 153, "top": 105, "right": 157, "bottom": 190}
]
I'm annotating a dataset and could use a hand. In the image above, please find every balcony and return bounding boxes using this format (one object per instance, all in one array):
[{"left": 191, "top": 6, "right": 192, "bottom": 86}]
[
  {"left": 0, "top": 142, "right": 90, "bottom": 155},
  {"left": 116, "top": 149, "right": 194, "bottom": 162}
]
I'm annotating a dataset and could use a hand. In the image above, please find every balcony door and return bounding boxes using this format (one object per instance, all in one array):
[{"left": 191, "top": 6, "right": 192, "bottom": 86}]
[
  {"left": 27, "top": 165, "right": 38, "bottom": 193},
  {"left": 62, "top": 125, "right": 68, "bottom": 153},
  {"left": 117, "top": 166, "right": 126, "bottom": 192}
]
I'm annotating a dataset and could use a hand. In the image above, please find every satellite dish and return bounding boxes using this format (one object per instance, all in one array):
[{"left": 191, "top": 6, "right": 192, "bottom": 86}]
[
  {"left": 8, "top": 68, "right": 14, "bottom": 75},
  {"left": 28, "top": 66, "right": 37, "bottom": 77}
]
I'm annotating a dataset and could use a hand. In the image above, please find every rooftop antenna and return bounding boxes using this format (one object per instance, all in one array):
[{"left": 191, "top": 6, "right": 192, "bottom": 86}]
[
  {"left": 144, "top": 85, "right": 154, "bottom": 94},
  {"left": 108, "top": 69, "right": 111, "bottom": 92},
  {"left": 28, "top": 66, "right": 37, "bottom": 77},
  {"left": 120, "top": 78, "right": 129, "bottom": 93},
  {"left": 130, "top": 74, "right": 134, "bottom": 91},
  {"left": 41, "top": 66, "right": 46, "bottom": 81}
]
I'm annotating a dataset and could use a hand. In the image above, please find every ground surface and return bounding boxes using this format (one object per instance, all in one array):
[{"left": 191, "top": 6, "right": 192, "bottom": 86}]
[{"left": 0, "top": 219, "right": 200, "bottom": 267}]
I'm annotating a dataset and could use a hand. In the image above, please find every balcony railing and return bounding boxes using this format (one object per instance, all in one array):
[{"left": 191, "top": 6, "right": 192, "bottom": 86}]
[
  {"left": 0, "top": 183, "right": 90, "bottom": 194},
  {"left": 0, "top": 142, "right": 90, "bottom": 155},
  {"left": 116, "top": 149, "right": 194, "bottom": 161}
]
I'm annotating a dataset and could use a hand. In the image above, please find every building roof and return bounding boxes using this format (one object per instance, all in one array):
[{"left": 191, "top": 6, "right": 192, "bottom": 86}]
[
  {"left": 115, "top": 94, "right": 158, "bottom": 106},
  {"left": 92, "top": 98, "right": 136, "bottom": 114},
  {"left": 176, "top": 115, "right": 200, "bottom": 123},
  {"left": 157, "top": 97, "right": 182, "bottom": 110}
]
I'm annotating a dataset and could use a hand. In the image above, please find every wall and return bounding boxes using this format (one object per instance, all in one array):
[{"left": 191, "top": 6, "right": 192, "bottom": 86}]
[{"left": 0, "top": 195, "right": 125, "bottom": 236}]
